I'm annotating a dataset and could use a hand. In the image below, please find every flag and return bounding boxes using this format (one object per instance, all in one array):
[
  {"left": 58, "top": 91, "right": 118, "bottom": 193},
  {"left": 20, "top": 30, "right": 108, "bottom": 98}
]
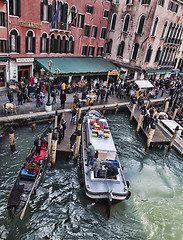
[
  {"left": 52, "top": 2, "right": 60, "bottom": 24},
  {"left": 67, "top": 7, "right": 72, "bottom": 26}
]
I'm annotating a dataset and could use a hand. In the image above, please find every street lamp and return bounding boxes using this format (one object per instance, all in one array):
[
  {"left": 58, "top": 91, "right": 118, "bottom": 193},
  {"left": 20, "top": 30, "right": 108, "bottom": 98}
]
[{"left": 46, "top": 60, "right": 53, "bottom": 107}]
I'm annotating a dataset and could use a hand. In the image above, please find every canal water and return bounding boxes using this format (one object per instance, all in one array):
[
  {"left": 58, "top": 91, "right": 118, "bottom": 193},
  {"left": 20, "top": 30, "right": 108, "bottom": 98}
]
[{"left": 0, "top": 113, "right": 183, "bottom": 240}]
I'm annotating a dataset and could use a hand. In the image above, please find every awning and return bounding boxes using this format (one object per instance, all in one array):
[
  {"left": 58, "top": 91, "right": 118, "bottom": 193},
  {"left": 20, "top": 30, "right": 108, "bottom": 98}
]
[
  {"left": 179, "top": 73, "right": 183, "bottom": 76},
  {"left": 0, "top": 57, "right": 10, "bottom": 62},
  {"left": 135, "top": 80, "right": 154, "bottom": 89},
  {"left": 145, "top": 69, "right": 172, "bottom": 75},
  {"left": 35, "top": 57, "right": 118, "bottom": 76}
]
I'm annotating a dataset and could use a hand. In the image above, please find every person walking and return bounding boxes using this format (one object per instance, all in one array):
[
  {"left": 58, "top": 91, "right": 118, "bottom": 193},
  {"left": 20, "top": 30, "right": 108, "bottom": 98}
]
[
  {"left": 8, "top": 90, "right": 14, "bottom": 103},
  {"left": 60, "top": 90, "right": 66, "bottom": 109},
  {"left": 70, "top": 131, "right": 77, "bottom": 149},
  {"left": 71, "top": 107, "right": 77, "bottom": 124},
  {"left": 61, "top": 119, "right": 66, "bottom": 139},
  {"left": 17, "top": 90, "right": 23, "bottom": 105},
  {"left": 86, "top": 156, "right": 101, "bottom": 178},
  {"left": 36, "top": 93, "right": 41, "bottom": 108},
  {"left": 86, "top": 142, "right": 95, "bottom": 166}
]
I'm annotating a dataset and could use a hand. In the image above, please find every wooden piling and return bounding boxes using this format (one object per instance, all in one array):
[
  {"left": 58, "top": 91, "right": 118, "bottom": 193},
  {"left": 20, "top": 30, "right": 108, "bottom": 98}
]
[
  {"left": 156, "top": 108, "right": 161, "bottom": 120},
  {"left": 74, "top": 118, "right": 82, "bottom": 163},
  {"left": 54, "top": 111, "right": 58, "bottom": 128},
  {"left": 146, "top": 97, "right": 150, "bottom": 109},
  {"left": 136, "top": 110, "right": 144, "bottom": 136},
  {"left": 168, "top": 126, "right": 179, "bottom": 152},
  {"left": 115, "top": 104, "right": 119, "bottom": 115},
  {"left": 51, "top": 132, "right": 58, "bottom": 168},
  {"left": 76, "top": 106, "right": 81, "bottom": 126},
  {"left": 145, "top": 124, "right": 156, "bottom": 152},
  {"left": 32, "top": 123, "right": 36, "bottom": 132},
  {"left": 102, "top": 106, "right": 106, "bottom": 116},
  {"left": 164, "top": 100, "right": 169, "bottom": 113},
  {"left": 9, "top": 127, "right": 15, "bottom": 152},
  {"left": 172, "top": 105, "right": 178, "bottom": 120},
  {"left": 130, "top": 103, "right": 136, "bottom": 122},
  {"left": 47, "top": 128, "right": 52, "bottom": 163}
]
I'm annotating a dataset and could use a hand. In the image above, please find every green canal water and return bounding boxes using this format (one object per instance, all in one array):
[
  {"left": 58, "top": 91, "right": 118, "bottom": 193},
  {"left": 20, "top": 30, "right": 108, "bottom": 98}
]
[{"left": 0, "top": 113, "right": 183, "bottom": 240}]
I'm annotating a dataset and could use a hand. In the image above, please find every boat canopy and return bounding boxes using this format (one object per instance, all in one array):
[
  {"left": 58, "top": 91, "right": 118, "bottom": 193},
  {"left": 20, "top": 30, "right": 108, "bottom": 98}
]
[{"left": 135, "top": 80, "right": 154, "bottom": 89}]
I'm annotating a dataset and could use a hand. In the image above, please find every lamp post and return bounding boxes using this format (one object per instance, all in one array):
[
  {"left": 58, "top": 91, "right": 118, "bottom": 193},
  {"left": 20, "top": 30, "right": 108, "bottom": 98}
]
[{"left": 45, "top": 60, "right": 53, "bottom": 111}]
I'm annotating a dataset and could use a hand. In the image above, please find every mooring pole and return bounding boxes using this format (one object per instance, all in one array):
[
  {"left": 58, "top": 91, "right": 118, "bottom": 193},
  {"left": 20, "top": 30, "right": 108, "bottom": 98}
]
[
  {"left": 130, "top": 103, "right": 136, "bottom": 122},
  {"left": 164, "top": 100, "right": 169, "bottom": 113},
  {"left": 168, "top": 126, "right": 179, "bottom": 152},
  {"left": 47, "top": 128, "right": 52, "bottom": 163},
  {"left": 136, "top": 110, "right": 144, "bottom": 136},
  {"left": 74, "top": 118, "right": 82, "bottom": 163},
  {"left": 146, "top": 97, "right": 150, "bottom": 109},
  {"left": 156, "top": 108, "right": 161, "bottom": 120},
  {"left": 54, "top": 111, "right": 58, "bottom": 129},
  {"left": 32, "top": 123, "right": 36, "bottom": 132},
  {"left": 9, "top": 127, "right": 15, "bottom": 152},
  {"left": 51, "top": 132, "right": 58, "bottom": 169},
  {"left": 172, "top": 105, "right": 178, "bottom": 120},
  {"left": 76, "top": 106, "right": 81, "bottom": 126},
  {"left": 115, "top": 104, "right": 119, "bottom": 115},
  {"left": 145, "top": 124, "right": 156, "bottom": 152}
]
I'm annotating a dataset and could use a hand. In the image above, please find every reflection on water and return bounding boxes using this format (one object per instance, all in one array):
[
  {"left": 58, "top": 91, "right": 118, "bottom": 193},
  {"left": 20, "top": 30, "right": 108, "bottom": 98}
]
[{"left": 0, "top": 114, "right": 183, "bottom": 240}]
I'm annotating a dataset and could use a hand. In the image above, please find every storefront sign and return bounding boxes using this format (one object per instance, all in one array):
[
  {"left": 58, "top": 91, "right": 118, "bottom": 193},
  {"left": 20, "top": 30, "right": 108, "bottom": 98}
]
[
  {"left": 16, "top": 58, "right": 34, "bottom": 63},
  {"left": 19, "top": 21, "right": 41, "bottom": 29}
]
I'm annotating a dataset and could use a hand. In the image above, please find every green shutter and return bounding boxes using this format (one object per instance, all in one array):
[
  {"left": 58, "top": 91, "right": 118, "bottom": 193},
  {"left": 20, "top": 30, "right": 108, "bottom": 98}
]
[
  {"left": 41, "top": 3, "right": 43, "bottom": 21},
  {"left": 40, "top": 37, "right": 42, "bottom": 53},
  {"left": 17, "top": 36, "right": 20, "bottom": 53}
]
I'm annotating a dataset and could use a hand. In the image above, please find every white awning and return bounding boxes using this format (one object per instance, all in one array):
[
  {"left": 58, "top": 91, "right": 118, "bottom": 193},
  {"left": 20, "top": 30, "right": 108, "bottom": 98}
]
[{"left": 135, "top": 80, "right": 154, "bottom": 89}]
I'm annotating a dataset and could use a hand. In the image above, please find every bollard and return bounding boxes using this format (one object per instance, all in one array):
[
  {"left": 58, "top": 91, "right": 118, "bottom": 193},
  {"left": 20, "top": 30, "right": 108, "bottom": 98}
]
[
  {"left": 32, "top": 123, "right": 36, "bottom": 132},
  {"left": 136, "top": 110, "right": 144, "bottom": 136},
  {"left": 76, "top": 106, "right": 81, "bottom": 126},
  {"left": 51, "top": 132, "right": 58, "bottom": 169},
  {"left": 164, "top": 100, "right": 169, "bottom": 113},
  {"left": 145, "top": 124, "right": 156, "bottom": 152},
  {"left": 146, "top": 97, "right": 150, "bottom": 109},
  {"left": 156, "top": 108, "right": 161, "bottom": 120},
  {"left": 115, "top": 104, "right": 119, "bottom": 115},
  {"left": 130, "top": 103, "right": 136, "bottom": 122},
  {"left": 172, "top": 105, "right": 178, "bottom": 120},
  {"left": 9, "top": 127, "right": 15, "bottom": 152},
  {"left": 168, "top": 126, "right": 179, "bottom": 152},
  {"left": 74, "top": 119, "right": 82, "bottom": 163},
  {"left": 47, "top": 128, "right": 52, "bottom": 163},
  {"left": 54, "top": 111, "right": 58, "bottom": 129},
  {"left": 102, "top": 106, "right": 106, "bottom": 116}
]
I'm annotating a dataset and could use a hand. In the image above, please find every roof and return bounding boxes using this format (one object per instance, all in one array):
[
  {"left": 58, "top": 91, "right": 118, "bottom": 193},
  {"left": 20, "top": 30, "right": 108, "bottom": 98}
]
[
  {"left": 135, "top": 80, "right": 154, "bottom": 89},
  {"left": 35, "top": 57, "right": 117, "bottom": 76}
]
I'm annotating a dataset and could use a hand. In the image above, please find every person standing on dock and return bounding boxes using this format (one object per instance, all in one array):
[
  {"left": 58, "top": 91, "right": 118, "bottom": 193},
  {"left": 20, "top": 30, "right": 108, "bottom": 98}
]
[
  {"left": 61, "top": 119, "right": 66, "bottom": 139},
  {"left": 70, "top": 131, "right": 77, "bottom": 149},
  {"left": 71, "top": 107, "right": 76, "bottom": 124},
  {"left": 86, "top": 142, "right": 95, "bottom": 166},
  {"left": 60, "top": 91, "right": 66, "bottom": 109},
  {"left": 17, "top": 90, "right": 23, "bottom": 105},
  {"left": 7, "top": 90, "right": 14, "bottom": 103}
]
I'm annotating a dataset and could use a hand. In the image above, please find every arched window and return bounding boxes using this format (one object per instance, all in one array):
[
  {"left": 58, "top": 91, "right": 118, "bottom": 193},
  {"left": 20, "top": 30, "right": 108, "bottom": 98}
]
[
  {"left": 162, "top": 48, "right": 169, "bottom": 65},
  {"left": 137, "top": 15, "right": 145, "bottom": 35},
  {"left": 106, "top": 39, "right": 113, "bottom": 54},
  {"left": 131, "top": 43, "right": 139, "bottom": 60},
  {"left": 176, "top": 26, "right": 182, "bottom": 40},
  {"left": 145, "top": 46, "right": 153, "bottom": 62},
  {"left": 165, "top": 22, "right": 172, "bottom": 42},
  {"left": 40, "top": 33, "right": 48, "bottom": 53},
  {"left": 71, "top": 6, "right": 77, "bottom": 27},
  {"left": 117, "top": 41, "right": 125, "bottom": 57},
  {"left": 26, "top": 30, "right": 35, "bottom": 53},
  {"left": 57, "top": 35, "right": 61, "bottom": 53},
  {"left": 158, "top": 47, "right": 165, "bottom": 65},
  {"left": 123, "top": 14, "right": 130, "bottom": 32},
  {"left": 61, "top": 35, "right": 68, "bottom": 53},
  {"left": 161, "top": 21, "right": 168, "bottom": 39},
  {"left": 154, "top": 47, "right": 161, "bottom": 63},
  {"left": 151, "top": 17, "right": 159, "bottom": 36},
  {"left": 110, "top": 13, "right": 117, "bottom": 31},
  {"left": 68, "top": 36, "right": 75, "bottom": 54},
  {"left": 10, "top": 29, "right": 20, "bottom": 53},
  {"left": 167, "top": 48, "right": 172, "bottom": 65},
  {"left": 173, "top": 25, "right": 179, "bottom": 40},
  {"left": 50, "top": 34, "right": 55, "bottom": 53}
]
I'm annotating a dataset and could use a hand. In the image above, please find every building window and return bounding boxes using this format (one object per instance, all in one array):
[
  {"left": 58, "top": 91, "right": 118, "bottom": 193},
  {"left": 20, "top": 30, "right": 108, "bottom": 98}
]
[
  {"left": 0, "top": 12, "right": 5, "bottom": 27},
  {"left": 9, "top": 0, "right": 21, "bottom": 16},
  {"left": 161, "top": 21, "right": 168, "bottom": 39},
  {"left": 110, "top": 13, "right": 117, "bottom": 31},
  {"left": 137, "top": 15, "right": 145, "bottom": 35},
  {"left": 131, "top": 43, "right": 139, "bottom": 60},
  {"left": 10, "top": 29, "right": 20, "bottom": 53},
  {"left": 88, "top": 46, "right": 95, "bottom": 56},
  {"left": 106, "top": 39, "right": 113, "bottom": 54},
  {"left": 123, "top": 14, "right": 130, "bottom": 32},
  {"left": 86, "top": 5, "right": 94, "bottom": 14},
  {"left": 82, "top": 45, "right": 88, "bottom": 56},
  {"left": 91, "top": 26, "right": 98, "bottom": 38},
  {"left": 68, "top": 36, "right": 75, "bottom": 54},
  {"left": 0, "top": 40, "right": 6, "bottom": 53},
  {"left": 168, "top": 1, "right": 179, "bottom": 13},
  {"left": 158, "top": 0, "right": 164, "bottom": 7},
  {"left": 97, "top": 47, "right": 103, "bottom": 56},
  {"left": 154, "top": 47, "right": 161, "bottom": 63},
  {"left": 40, "top": 33, "right": 49, "bottom": 53},
  {"left": 117, "top": 41, "right": 125, "bottom": 57},
  {"left": 26, "top": 30, "right": 35, "bottom": 53},
  {"left": 141, "top": 0, "right": 151, "bottom": 4},
  {"left": 71, "top": 6, "right": 77, "bottom": 27},
  {"left": 115, "top": 0, "right": 120, "bottom": 4},
  {"left": 151, "top": 17, "right": 159, "bottom": 37},
  {"left": 126, "top": 0, "right": 134, "bottom": 4},
  {"left": 50, "top": 34, "right": 55, "bottom": 53},
  {"left": 145, "top": 46, "right": 153, "bottom": 62},
  {"left": 83, "top": 25, "right": 91, "bottom": 37},
  {"left": 100, "top": 28, "right": 106, "bottom": 39},
  {"left": 104, "top": 10, "right": 109, "bottom": 18},
  {"left": 62, "top": 36, "right": 68, "bottom": 53},
  {"left": 42, "top": 1, "right": 48, "bottom": 21},
  {"left": 78, "top": 14, "right": 85, "bottom": 28}
]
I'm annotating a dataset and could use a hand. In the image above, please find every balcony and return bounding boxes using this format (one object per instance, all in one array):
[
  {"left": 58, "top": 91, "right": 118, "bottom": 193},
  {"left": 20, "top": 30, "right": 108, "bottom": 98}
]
[{"left": 50, "top": 22, "right": 70, "bottom": 32}]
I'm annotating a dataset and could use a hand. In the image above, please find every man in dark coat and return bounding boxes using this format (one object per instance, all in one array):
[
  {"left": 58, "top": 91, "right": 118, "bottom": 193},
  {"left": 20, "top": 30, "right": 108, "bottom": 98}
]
[
  {"left": 60, "top": 90, "right": 66, "bottom": 109},
  {"left": 61, "top": 119, "right": 66, "bottom": 138},
  {"left": 17, "top": 90, "right": 23, "bottom": 105},
  {"left": 70, "top": 131, "right": 77, "bottom": 149},
  {"left": 8, "top": 90, "right": 14, "bottom": 103}
]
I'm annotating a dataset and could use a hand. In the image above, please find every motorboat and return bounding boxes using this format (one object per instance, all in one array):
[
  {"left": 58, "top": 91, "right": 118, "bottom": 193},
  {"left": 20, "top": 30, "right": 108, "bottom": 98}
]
[{"left": 80, "top": 110, "right": 131, "bottom": 219}]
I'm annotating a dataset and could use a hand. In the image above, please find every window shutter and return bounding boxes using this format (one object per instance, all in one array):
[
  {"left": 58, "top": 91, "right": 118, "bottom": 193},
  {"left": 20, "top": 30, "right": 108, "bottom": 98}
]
[
  {"left": 48, "top": 4, "right": 52, "bottom": 22},
  {"left": 9, "top": 0, "right": 13, "bottom": 15},
  {"left": 17, "top": 36, "right": 20, "bottom": 53},
  {"left": 9, "top": 35, "right": 11, "bottom": 52},
  {"left": 5, "top": 13, "right": 7, "bottom": 27},
  {"left": 40, "top": 37, "right": 42, "bottom": 53},
  {"left": 46, "top": 38, "right": 49, "bottom": 53},
  {"left": 5, "top": 40, "right": 9, "bottom": 53},
  {"left": 65, "top": 40, "right": 68, "bottom": 53},
  {"left": 25, "top": 36, "right": 28, "bottom": 53},
  {"left": 17, "top": 0, "right": 21, "bottom": 17},
  {"left": 71, "top": 40, "right": 75, "bottom": 54},
  {"left": 81, "top": 15, "right": 85, "bottom": 28},
  {"left": 91, "top": 6, "right": 94, "bottom": 14},
  {"left": 50, "top": 39, "right": 52, "bottom": 52},
  {"left": 117, "top": 44, "right": 121, "bottom": 56},
  {"left": 41, "top": 3, "right": 43, "bottom": 21},
  {"left": 33, "top": 37, "right": 36, "bottom": 53},
  {"left": 54, "top": 39, "right": 58, "bottom": 53}
]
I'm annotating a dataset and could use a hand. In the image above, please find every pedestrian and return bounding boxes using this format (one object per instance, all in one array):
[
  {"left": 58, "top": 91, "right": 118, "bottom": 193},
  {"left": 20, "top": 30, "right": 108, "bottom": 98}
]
[
  {"left": 61, "top": 119, "right": 66, "bottom": 138},
  {"left": 57, "top": 124, "right": 63, "bottom": 144},
  {"left": 143, "top": 114, "right": 148, "bottom": 130},
  {"left": 7, "top": 90, "right": 14, "bottom": 103},
  {"left": 23, "top": 87, "right": 28, "bottom": 103},
  {"left": 86, "top": 142, "right": 95, "bottom": 166},
  {"left": 105, "top": 88, "right": 110, "bottom": 102},
  {"left": 51, "top": 88, "right": 57, "bottom": 104},
  {"left": 60, "top": 90, "right": 66, "bottom": 109},
  {"left": 70, "top": 131, "right": 77, "bottom": 149},
  {"left": 36, "top": 93, "right": 41, "bottom": 108},
  {"left": 86, "top": 156, "right": 101, "bottom": 178},
  {"left": 71, "top": 107, "right": 77, "bottom": 124},
  {"left": 17, "top": 90, "right": 23, "bottom": 105}
]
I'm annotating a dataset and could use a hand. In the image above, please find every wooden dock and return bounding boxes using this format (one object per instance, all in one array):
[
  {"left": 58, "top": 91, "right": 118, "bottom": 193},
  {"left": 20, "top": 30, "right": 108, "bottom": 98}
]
[{"left": 127, "top": 105, "right": 170, "bottom": 146}]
